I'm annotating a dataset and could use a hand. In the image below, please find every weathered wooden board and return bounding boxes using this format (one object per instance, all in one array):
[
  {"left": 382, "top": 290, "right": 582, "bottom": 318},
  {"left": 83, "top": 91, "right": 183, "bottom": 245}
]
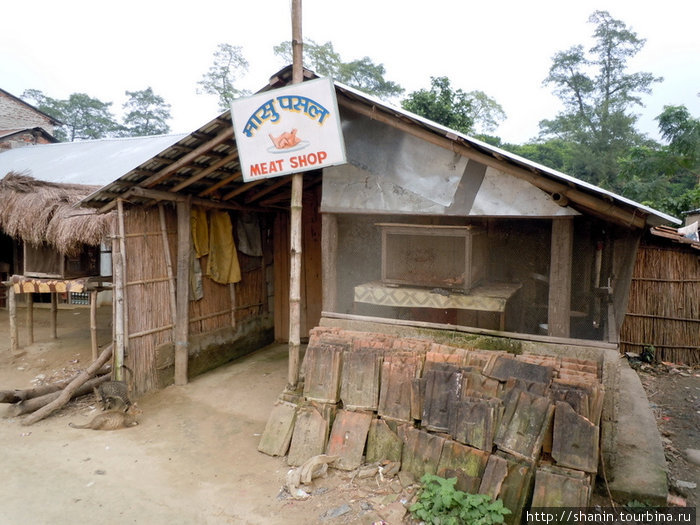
[
  {"left": 303, "top": 342, "right": 345, "bottom": 403},
  {"left": 437, "top": 440, "right": 490, "bottom": 493},
  {"left": 484, "top": 355, "right": 553, "bottom": 385},
  {"left": 479, "top": 452, "right": 534, "bottom": 525},
  {"left": 400, "top": 425, "right": 446, "bottom": 480},
  {"left": 287, "top": 404, "right": 331, "bottom": 466},
  {"left": 551, "top": 401, "right": 599, "bottom": 473},
  {"left": 495, "top": 390, "right": 554, "bottom": 462},
  {"left": 449, "top": 396, "right": 502, "bottom": 452},
  {"left": 326, "top": 410, "right": 373, "bottom": 470},
  {"left": 340, "top": 348, "right": 382, "bottom": 411},
  {"left": 257, "top": 401, "right": 297, "bottom": 457},
  {"left": 378, "top": 353, "right": 421, "bottom": 423},
  {"left": 422, "top": 363, "right": 463, "bottom": 433},
  {"left": 531, "top": 464, "right": 591, "bottom": 507},
  {"left": 366, "top": 418, "right": 403, "bottom": 464}
]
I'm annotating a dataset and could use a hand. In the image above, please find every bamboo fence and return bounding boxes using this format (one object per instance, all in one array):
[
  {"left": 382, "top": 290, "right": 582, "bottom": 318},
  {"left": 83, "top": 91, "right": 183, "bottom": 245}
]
[
  {"left": 121, "top": 205, "right": 270, "bottom": 395},
  {"left": 620, "top": 244, "right": 700, "bottom": 365}
]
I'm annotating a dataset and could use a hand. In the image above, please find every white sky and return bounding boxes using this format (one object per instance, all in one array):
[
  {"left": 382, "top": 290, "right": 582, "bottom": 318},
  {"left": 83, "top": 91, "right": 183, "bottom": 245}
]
[{"left": 1, "top": 0, "right": 698, "bottom": 144}]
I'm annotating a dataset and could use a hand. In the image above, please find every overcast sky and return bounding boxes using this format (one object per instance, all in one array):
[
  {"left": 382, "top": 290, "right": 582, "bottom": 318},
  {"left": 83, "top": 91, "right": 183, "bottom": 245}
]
[{"left": 1, "top": 0, "right": 698, "bottom": 144}]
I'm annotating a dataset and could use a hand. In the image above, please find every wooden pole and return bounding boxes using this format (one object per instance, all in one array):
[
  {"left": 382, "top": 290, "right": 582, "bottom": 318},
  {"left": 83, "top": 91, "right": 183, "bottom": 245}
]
[
  {"left": 9, "top": 284, "right": 18, "bottom": 353},
  {"left": 26, "top": 292, "right": 33, "bottom": 345},
  {"left": 175, "top": 196, "right": 192, "bottom": 386},
  {"left": 287, "top": 0, "right": 304, "bottom": 389},
  {"left": 112, "top": 234, "right": 125, "bottom": 379},
  {"left": 115, "top": 199, "right": 128, "bottom": 381},
  {"left": 159, "top": 203, "right": 178, "bottom": 338},
  {"left": 90, "top": 290, "right": 98, "bottom": 361},
  {"left": 50, "top": 292, "right": 58, "bottom": 339},
  {"left": 548, "top": 217, "right": 574, "bottom": 338}
]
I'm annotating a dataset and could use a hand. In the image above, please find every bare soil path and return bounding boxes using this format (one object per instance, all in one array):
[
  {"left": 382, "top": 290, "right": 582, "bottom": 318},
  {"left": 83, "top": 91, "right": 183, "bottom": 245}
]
[{"left": 0, "top": 307, "right": 392, "bottom": 524}]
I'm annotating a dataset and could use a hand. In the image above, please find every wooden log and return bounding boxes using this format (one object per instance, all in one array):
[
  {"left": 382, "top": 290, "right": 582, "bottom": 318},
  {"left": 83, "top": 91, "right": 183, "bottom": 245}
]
[
  {"left": 288, "top": 172, "right": 303, "bottom": 389},
  {"left": 8, "top": 374, "right": 110, "bottom": 416},
  {"left": 116, "top": 199, "right": 129, "bottom": 381},
  {"left": 21, "top": 344, "right": 113, "bottom": 425},
  {"left": 0, "top": 364, "right": 111, "bottom": 403}
]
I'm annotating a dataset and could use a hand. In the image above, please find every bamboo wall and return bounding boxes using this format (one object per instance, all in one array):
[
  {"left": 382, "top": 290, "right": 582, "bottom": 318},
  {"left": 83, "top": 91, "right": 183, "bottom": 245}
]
[
  {"left": 121, "top": 204, "right": 272, "bottom": 396},
  {"left": 620, "top": 243, "right": 700, "bottom": 365}
]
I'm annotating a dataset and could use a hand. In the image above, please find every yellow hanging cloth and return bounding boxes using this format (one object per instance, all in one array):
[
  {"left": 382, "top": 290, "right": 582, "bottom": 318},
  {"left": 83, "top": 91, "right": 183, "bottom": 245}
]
[
  {"left": 207, "top": 210, "right": 241, "bottom": 284},
  {"left": 190, "top": 206, "right": 209, "bottom": 257}
]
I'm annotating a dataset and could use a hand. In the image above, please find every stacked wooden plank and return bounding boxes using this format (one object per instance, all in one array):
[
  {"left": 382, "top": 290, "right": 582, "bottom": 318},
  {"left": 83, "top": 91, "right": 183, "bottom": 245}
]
[{"left": 260, "top": 328, "right": 605, "bottom": 524}]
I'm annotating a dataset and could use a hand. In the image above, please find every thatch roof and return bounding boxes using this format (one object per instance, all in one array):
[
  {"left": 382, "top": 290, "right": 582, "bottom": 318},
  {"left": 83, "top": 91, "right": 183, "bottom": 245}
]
[{"left": 0, "top": 172, "right": 114, "bottom": 256}]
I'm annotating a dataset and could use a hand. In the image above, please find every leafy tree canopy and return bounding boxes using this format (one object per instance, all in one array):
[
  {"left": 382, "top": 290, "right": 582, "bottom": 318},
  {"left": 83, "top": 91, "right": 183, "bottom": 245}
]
[
  {"left": 273, "top": 39, "right": 404, "bottom": 100},
  {"left": 197, "top": 43, "right": 251, "bottom": 111},
  {"left": 539, "top": 10, "right": 662, "bottom": 188},
  {"left": 22, "top": 89, "right": 119, "bottom": 141},
  {"left": 119, "top": 87, "right": 172, "bottom": 136},
  {"left": 401, "top": 76, "right": 505, "bottom": 135}
]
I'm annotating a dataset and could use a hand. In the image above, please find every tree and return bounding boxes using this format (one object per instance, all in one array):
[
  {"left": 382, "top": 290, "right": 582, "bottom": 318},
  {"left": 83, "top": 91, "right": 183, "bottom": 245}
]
[
  {"left": 619, "top": 104, "right": 700, "bottom": 212},
  {"left": 197, "top": 43, "right": 250, "bottom": 111},
  {"left": 540, "top": 10, "right": 662, "bottom": 188},
  {"left": 21, "top": 90, "right": 119, "bottom": 141},
  {"left": 273, "top": 39, "right": 404, "bottom": 100},
  {"left": 120, "top": 87, "right": 171, "bottom": 136},
  {"left": 401, "top": 76, "right": 505, "bottom": 135}
]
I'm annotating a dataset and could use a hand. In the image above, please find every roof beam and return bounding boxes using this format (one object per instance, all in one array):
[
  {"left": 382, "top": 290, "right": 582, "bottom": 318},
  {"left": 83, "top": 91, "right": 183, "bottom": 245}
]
[
  {"left": 170, "top": 150, "right": 240, "bottom": 193},
  {"left": 140, "top": 128, "right": 234, "bottom": 189},
  {"left": 245, "top": 177, "right": 290, "bottom": 203},
  {"left": 198, "top": 172, "right": 242, "bottom": 197},
  {"left": 222, "top": 178, "right": 266, "bottom": 201}
]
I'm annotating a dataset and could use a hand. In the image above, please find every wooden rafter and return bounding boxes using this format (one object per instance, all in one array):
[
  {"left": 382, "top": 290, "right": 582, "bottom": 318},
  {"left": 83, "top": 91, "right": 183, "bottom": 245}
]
[
  {"left": 222, "top": 178, "right": 266, "bottom": 201},
  {"left": 245, "top": 177, "right": 291, "bottom": 203},
  {"left": 170, "top": 150, "right": 240, "bottom": 193},
  {"left": 140, "top": 128, "right": 234, "bottom": 189},
  {"left": 198, "top": 172, "right": 242, "bottom": 197}
]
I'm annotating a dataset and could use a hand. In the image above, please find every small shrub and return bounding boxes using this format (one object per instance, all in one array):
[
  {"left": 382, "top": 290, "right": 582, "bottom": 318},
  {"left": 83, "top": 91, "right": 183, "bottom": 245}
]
[{"left": 409, "top": 474, "right": 511, "bottom": 525}]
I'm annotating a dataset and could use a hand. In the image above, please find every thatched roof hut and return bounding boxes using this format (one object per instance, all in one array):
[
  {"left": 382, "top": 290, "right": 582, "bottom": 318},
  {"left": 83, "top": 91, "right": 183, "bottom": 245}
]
[{"left": 0, "top": 172, "right": 113, "bottom": 256}]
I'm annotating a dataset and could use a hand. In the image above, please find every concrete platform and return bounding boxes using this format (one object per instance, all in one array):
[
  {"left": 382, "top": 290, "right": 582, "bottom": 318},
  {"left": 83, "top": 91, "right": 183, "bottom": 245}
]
[{"left": 608, "top": 361, "right": 668, "bottom": 505}]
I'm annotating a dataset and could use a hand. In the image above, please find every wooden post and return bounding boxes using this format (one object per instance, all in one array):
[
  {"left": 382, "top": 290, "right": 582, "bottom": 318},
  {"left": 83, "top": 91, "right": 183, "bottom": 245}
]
[
  {"left": 112, "top": 235, "right": 125, "bottom": 379},
  {"left": 9, "top": 284, "right": 18, "bottom": 353},
  {"left": 321, "top": 213, "right": 338, "bottom": 312},
  {"left": 25, "top": 292, "right": 33, "bottom": 345},
  {"left": 115, "top": 199, "right": 128, "bottom": 381},
  {"left": 175, "top": 197, "right": 192, "bottom": 386},
  {"left": 50, "top": 292, "right": 58, "bottom": 339},
  {"left": 90, "top": 290, "right": 98, "bottom": 361},
  {"left": 287, "top": 0, "right": 304, "bottom": 389},
  {"left": 158, "top": 203, "right": 178, "bottom": 338},
  {"left": 548, "top": 217, "right": 574, "bottom": 338}
]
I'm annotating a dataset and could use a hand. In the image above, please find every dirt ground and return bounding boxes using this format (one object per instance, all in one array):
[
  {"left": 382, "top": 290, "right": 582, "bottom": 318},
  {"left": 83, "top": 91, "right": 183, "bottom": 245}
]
[
  {"left": 0, "top": 305, "right": 416, "bottom": 525},
  {"left": 1, "top": 306, "right": 698, "bottom": 525},
  {"left": 632, "top": 359, "right": 700, "bottom": 509}
]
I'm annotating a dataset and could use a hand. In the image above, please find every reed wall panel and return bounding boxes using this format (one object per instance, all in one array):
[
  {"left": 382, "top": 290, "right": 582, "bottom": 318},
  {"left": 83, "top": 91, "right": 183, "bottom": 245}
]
[{"left": 620, "top": 244, "right": 700, "bottom": 365}]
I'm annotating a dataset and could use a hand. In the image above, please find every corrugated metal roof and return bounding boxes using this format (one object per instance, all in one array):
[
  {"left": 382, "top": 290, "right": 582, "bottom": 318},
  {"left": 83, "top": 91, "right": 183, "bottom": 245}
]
[{"left": 0, "top": 133, "right": 188, "bottom": 187}]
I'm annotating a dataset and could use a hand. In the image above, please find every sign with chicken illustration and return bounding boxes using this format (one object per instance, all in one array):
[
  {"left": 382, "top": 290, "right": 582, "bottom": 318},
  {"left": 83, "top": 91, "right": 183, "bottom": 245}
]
[{"left": 231, "top": 77, "right": 347, "bottom": 182}]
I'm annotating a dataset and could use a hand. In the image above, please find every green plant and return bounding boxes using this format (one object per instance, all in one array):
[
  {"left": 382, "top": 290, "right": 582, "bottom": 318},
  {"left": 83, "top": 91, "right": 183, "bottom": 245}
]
[{"left": 409, "top": 474, "right": 511, "bottom": 525}]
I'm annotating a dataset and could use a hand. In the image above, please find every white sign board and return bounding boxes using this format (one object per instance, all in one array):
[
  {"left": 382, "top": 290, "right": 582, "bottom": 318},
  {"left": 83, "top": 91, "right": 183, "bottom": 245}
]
[{"left": 231, "top": 77, "right": 346, "bottom": 182}]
